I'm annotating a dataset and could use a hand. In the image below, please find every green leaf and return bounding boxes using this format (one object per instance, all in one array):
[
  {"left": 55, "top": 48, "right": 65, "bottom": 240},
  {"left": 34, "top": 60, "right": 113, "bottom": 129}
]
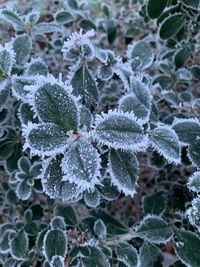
[
  {"left": 50, "top": 216, "right": 66, "bottom": 230},
  {"left": 12, "top": 76, "right": 36, "bottom": 101},
  {"left": 10, "top": 230, "right": 29, "bottom": 260},
  {"left": 159, "top": 14, "right": 185, "bottom": 39},
  {"left": 82, "top": 247, "right": 110, "bottom": 267},
  {"left": 71, "top": 63, "right": 99, "bottom": 107},
  {"left": 34, "top": 82, "right": 78, "bottom": 131},
  {"left": 136, "top": 215, "right": 173, "bottom": 244},
  {"left": 142, "top": 191, "right": 168, "bottom": 216},
  {"left": 67, "top": 0, "right": 78, "bottom": 9},
  {"left": 24, "top": 123, "right": 69, "bottom": 157},
  {"left": 115, "top": 242, "right": 138, "bottom": 267},
  {"left": 94, "top": 219, "right": 107, "bottom": 239},
  {"left": 174, "top": 229, "right": 200, "bottom": 267},
  {"left": 84, "top": 189, "right": 101, "bottom": 208},
  {"left": 43, "top": 229, "right": 67, "bottom": 262},
  {"left": 147, "top": 0, "right": 168, "bottom": 19},
  {"left": 32, "top": 22, "right": 61, "bottom": 33},
  {"left": 174, "top": 47, "right": 190, "bottom": 68},
  {"left": 62, "top": 140, "right": 101, "bottom": 191},
  {"left": 0, "top": 42, "right": 15, "bottom": 74},
  {"left": 180, "top": 0, "right": 200, "bottom": 10},
  {"left": 109, "top": 149, "right": 139, "bottom": 197},
  {"left": 79, "top": 106, "right": 92, "bottom": 130},
  {"left": 129, "top": 41, "right": 153, "bottom": 71},
  {"left": 99, "top": 65, "right": 113, "bottom": 81},
  {"left": 107, "top": 20, "right": 117, "bottom": 44},
  {"left": 172, "top": 118, "right": 200, "bottom": 145},
  {"left": 13, "top": 35, "right": 32, "bottom": 65},
  {"left": 42, "top": 156, "right": 83, "bottom": 201},
  {"left": 139, "top": 242, "right": 161, "bottom": 267},
  {"left": 187, "top": 197, "right": 200, "bottom": 229},
  {"left": 97, "top": 178, "right": 119, "bottom": 201},
  {"left": 187, "top": 171, "right": 200, "bottom": 193},
  {"left": 94, "top": 111, "right": 148, "bottom": 151},
  {"left": 50, "top": 256, "right": 64, "bottom": 267},
  {"left": 0, "top": 9, "right": 25, "bottom": 30},
  {"left": 26, "top": 58, "right": 48, "bottom": 76},
  {"left": 149, "top": 125, "right": 181, "bottom": 164},
  {"left": 16, "top": 180, "right": 32, "bottom": 200},
  {"left": 55, "top": 11, "right": 74, "bottom": 24},
  {"left": 119, "top": 79, "right": 151, "bottom": 123},
  {"left": 188, "top": 139, "right": 200, "bottom": 168},
  {"left": 54, "top": 204, "right": 77, "bottom": 226},
  {"left": 19, "top": 103, "right": 38, "bottom": 125}
]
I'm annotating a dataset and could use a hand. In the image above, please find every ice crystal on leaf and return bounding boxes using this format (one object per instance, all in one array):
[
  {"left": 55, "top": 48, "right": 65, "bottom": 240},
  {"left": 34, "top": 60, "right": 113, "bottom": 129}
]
[{"left": 187, "top": 171, "right": 200, "bottom": 193}]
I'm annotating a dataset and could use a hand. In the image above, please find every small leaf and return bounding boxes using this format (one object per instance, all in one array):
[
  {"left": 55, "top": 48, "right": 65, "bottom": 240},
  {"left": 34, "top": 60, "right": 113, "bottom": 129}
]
[
  {"left": 142, "top": 191, "right": 168, "bottom": 216},
  {"left": 128, "top": 41, "right": 153, "bottom": 71},
  {"left": 19, "top": 103, "right": 38, "bottom": 125},
  {"left": 115, "top": 242, "right": 138, "bottom": 267},
  {"left": 94, "top": 219, "right": 107, "bottom": 239},
  {"left": 55, "top": 11, "right": 74, "bottom": 24},
  {"left": 26, "top": 58, "right": 48, "bottom": 76},
  {"left": 159, "top": 14, "right": 185, "bottom": 39},
  {"left": 71, "top": 63, "right": 99, "bottom": 107},
  {"left": 119, "top": 78, "right": 151, "bottom": 123},
  {"left": 84, "top": 189, "right": 101, "bottom": 208},
  {"left": 0, "top": 9, "right": 25, "bottom": 30},
  {"left": 50, "top": 256, "right": 64, "bottom": 267},
  {"left": 67, "top": 0, "right": 78, "bottom": 9},
  {"left": 107, "top": 20, "right": 117, "bottom": 44},
  {"left": 188, "top": 139, "right": 200, "bottom": 168},
  {"left": 32, "top": 22, "right": 61, "bottom": 33},
  {"left": 79, "top": 106, "right": 92, "bottom": 130},
  {"left": 10, "top": 230, "right": 29, "bottom": 260},
  {"left": 43, "top": 229, "right": 67, "bottom": 262},
  {"left": 12, "top": 76, "right": 36, "bottom": 101},
  {"left": 23, "top": 122, "right": 69, "bottom": 157},
  {"left": 136, "top": 215, "right": 173, "bottom": 244},
  {"left": 94, "top": 111, "right": 148, "bottom": 151},
  {"left": 13, "top": 34, "right": 32, "bottom": 64},
  {"left": 98, "top": 65, "right": 113, "bottom": 81},
  {"left": 149, "top": 125, "right": 181, "bottom": 164},
  {"left": 42, "top": 156, "right": 83, "bottom": 201},
  {"left": 187, "top": 197, "right": 200, "bottom": 229},
  {"left": 62, "top": 140, "right": 101, "bottom": 191},
  {"left": 172, "top": 118, "right": 200, "bottom": 145},
  {"left": 50, "top": 216, "right": 66, "bottom": 230},
  {"left": 54, "top": 204, "right": 77, "bottom": 226},
  {"left": 147, "top": 0, "right": 168, "bottom": 19},
  {"left": 109, "top": 149, "right": 139, "bottom": 197},
  {"left": 0, "top": 42, "right": 15, "bottom": 75},
  {"left": 174, "top": 47, "right": 190, "bottom": 68},
  {"left": 97, "top": 178, "right": 119, "bottom": 201},
  {"left": 16, "top": 180, "right": 32, "bottom": 200},
  {"left": 180, "top": 0, "right": 200, "bottom": 10},
  {"left": 34, "top": 82, "right": 78, "bottom": 131},
  {"left": 82, "top": 247, "right": 110, "bottom": 267},
  {"left": 139, "top": 242, "right": 161, "bottom": 267},
  {"left": 174, "top": 229, "right": 200, "bottom": 267},
  {"left": 187, "top": 171, "right": 200, "bottom": 193}
]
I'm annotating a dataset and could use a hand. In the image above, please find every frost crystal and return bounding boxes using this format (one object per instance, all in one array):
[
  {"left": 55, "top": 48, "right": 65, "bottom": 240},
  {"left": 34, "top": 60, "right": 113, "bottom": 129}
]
[{"left": 187, "top": 171, "right": 200, "bottom": 193}]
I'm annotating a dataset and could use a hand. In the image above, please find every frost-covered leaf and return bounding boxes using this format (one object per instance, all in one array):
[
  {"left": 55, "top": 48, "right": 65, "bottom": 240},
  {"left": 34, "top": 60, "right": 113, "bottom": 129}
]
[
  {"left": 17, "top": 156, "right": 30, "bottom": 173},
  {"left": 94, "top": 111, "right": 148, "bottom": 151},
  {"left": 127, "top": 41, "right": 153, "bottom": 71},
  {"left": 98, "top": 65, "right": 113, "bottom": 81},
  {"left": 188, "top": 139, "right": 200, "bottom": 168},
  {"left": 54, "top": 204, "right": 77, "bottom": 226},
  {"left": 12, "top": 76, "right": 36, "bottom": 101},
  {"left": 50, "top": 216, "right": 66, "bottom": 231},
  {"left": 172, "top": 118, "right": 200, "bottom": 145},
  {"left": 109, "top": 149, "right": 139, "bottom": 197},
  {"left": 71, "top": 63, "right": 99, "bottom": 107},
  {"left": 142, "top": 191, "right": 167, "bottom": 216},
  {"left": 159, "top": 13, "right": 185, "bottom": 39},
  {"left": 43, "top": 229, "right": 67, "bottom": 262},
  {"left": 26, "top": 58, "right": 48, "bottom": 76},
  {"left": 149, "top": 125, "right": 181, "bottom": 164},
  {"left": 174, "top": 47, "right": 190, "bottom": 68},
  {"left": 139, "top": 242, "right": 161, "bottom": 267},
  {"left": 173, "top": 229, "right": 200, "bottom": 267},
  {"left": 10, "top": 230, "right": 29, "bottom": 260},
  {"left": 81, "top": 247, "right": 110, "bottom": 267},
  {"left": 84, "top": 188, "right": 101, "bottom": 208},
  {"left": 136, "top": 215, "right": 173, "bottom": 244},
  {"left": 97, "top": 178, "right": 119, "bottom": 201},
  {"left": 0, "top": 42, "right": 15, "bottom": 75},
  {"left": 94, "top": 219, "right": 107, "bottom": 239},
  {"left": 119, "top": 79, "right": 151, "bottom": 123},
  {"left": 0, "top": 230, "right": 15, "bottom": 254},
  {"left": 0, "top": 9, "right": 25, "bottom": 30},
  {"left": 13, "top": 34, "right": 32, "bottom": 65},
  {"left": 187, "top": 171, "right": 200, "bottom": 193},
  {"left": 62, "top": 140, "right": 101, "bottom": 191},
  {"left": 32, "top": 22, "right": 61, "bottom": 33},
  {"left": 18, "top": 103, "right": 38, "bottom": 125},
  {"left": 23, "top": 123, "right": 70, "bottom": 157},
  {"left": 187, "top": 197, "right": 200, "bottom": 229},
  {"left": 55, "top": 11, "right": 74, "bottom": 24},
  {"left": 34, "top": 81, "right": 78, "bottom": 131},
  {"left": 147, "top": 0, "right": 168, "bottom": 19},
  {"left": 180, "top": 0, "right": 200, "bottom": 10},
  {"left": 115, "top": 242, "right": 138, "bottom": 267},
  {"left": 42, "top": 156, "right": 83, "bottom": 201},
  {"left": 16, "top": 180, "right": 32, "bottom": 200},
  {"left": 79, "top": 106, "right": 92, "bottom": 130},
  {"left": 50, "top": 256, "right": 64, "bottom": 267}
]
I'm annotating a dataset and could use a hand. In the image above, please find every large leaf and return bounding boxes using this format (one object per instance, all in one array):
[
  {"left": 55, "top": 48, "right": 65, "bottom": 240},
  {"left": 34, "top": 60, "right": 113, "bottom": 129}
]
[
  {"left": 34, "top": 82, "right": 78, "bottom": 131},
  {"left": 149, "top": 125, "right": 181, "bottom": 164},
  {"left": 62, "top": 140, "right": 101, "bottom": 191},
  {"left": 147, "top": 0, "right": 168, "bottom": 19},
  {"left": 71, "top": 63, "right": 99, "bottom": 107},
  {"left": 10, "top": 230, "right": 29, "bottom": 260},
  {"left": 115, "top": 242, "right": 138, "bottom": 267},
  {"left": 24, "top": 123, "right": 70, "bottom": 156},
  {"left": 43, "top": 229, "right": 67, "bottom": 262},
  {"left": 136, "top": 216, "right": 173, "bottom": 244},
  {"left": 188, "top": 139, "right": 200, "bottom": 168},
  {"left": 94, "top": 111, "right": 148, "bottom": 151},
  {"left": 159, "top": 14, "right": 185, "bottom": 39},
  {"left": 174, "top": 229, "right": 200, "bottom": 267},
  {"left": 109, "top": 149, "right": 139, "bottom": 197}
]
